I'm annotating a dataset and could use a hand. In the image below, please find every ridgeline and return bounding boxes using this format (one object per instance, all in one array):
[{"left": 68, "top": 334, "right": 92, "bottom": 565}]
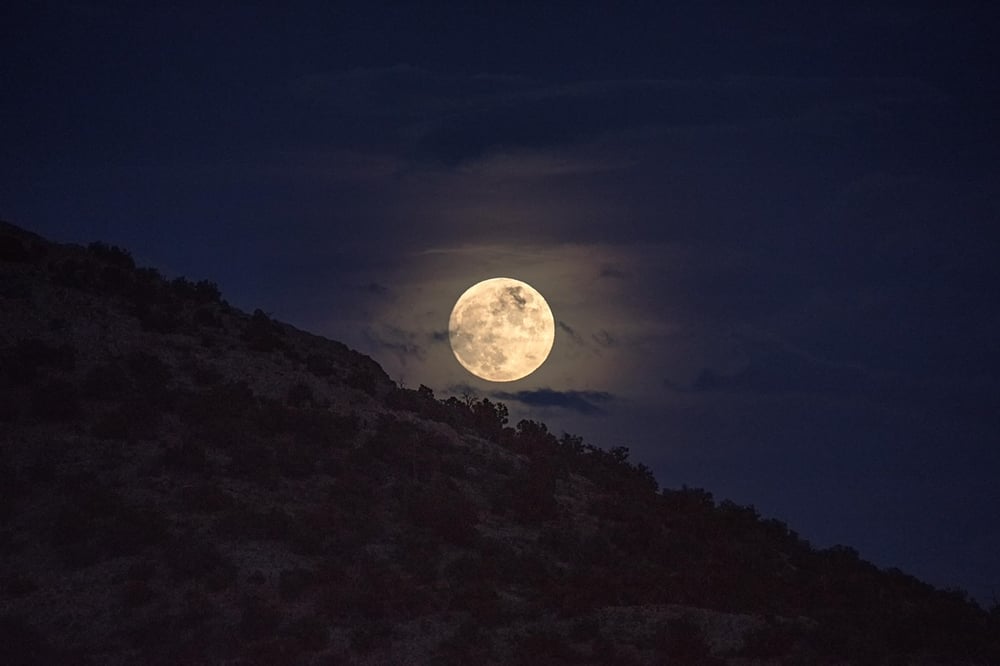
[{"left": 1, "top": 221, "right": 997, "bottom": 665}]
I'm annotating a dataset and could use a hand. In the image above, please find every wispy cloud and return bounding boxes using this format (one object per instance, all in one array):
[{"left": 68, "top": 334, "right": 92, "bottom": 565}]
[
  {"left": 362, "top": 324, "right": 426, "bottom": 365},
  {"left": 291, "top": 65, "right": 951, "bottom": 166},
  {"left": 591, "top": 329, "right": 617, "bottom": 349},
  {"left": 557, "top": 320, "right": 585, "bottom": 346},
  {"left": 686, "top": 339, "right": 871, "bottom": 395},
  {"left": 599, "top": 265, "right": 628, "bottom": 279},
  {"left": 362, "top": 282, "right": 391, "bottom": 297},
  {"left": 492, "top": 388, "right": 614, "bottom": 415}
]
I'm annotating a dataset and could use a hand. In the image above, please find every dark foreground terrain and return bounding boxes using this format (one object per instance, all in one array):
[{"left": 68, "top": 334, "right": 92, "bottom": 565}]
[{"left": 1, "top": 220, "right": 998, "bottom": 664}]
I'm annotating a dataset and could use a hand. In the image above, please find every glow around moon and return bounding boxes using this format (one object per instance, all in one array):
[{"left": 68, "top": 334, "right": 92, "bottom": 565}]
[{"left": 448, "top": 277, "right": 555, "bottom": 382}]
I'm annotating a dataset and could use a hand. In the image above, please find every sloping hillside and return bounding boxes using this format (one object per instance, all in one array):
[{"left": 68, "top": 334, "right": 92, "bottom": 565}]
[{"left": 1, "top": 221, "right": 997, "bottom": 665}]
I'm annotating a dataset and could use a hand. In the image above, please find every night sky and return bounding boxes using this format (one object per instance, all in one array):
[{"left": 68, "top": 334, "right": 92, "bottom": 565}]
[{"left": 3, "top": 2, "right": 999, "bottom": 603}]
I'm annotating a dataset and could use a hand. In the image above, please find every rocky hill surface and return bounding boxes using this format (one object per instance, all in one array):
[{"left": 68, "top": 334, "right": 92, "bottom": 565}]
[{"left": 1, "top": 220, "right": 998, "bottom": 665}]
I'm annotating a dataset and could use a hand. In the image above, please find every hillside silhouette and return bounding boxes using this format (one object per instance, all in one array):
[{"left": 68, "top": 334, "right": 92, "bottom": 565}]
[{"left": 1, "top": 220, "right": 997, "bottom": 665}]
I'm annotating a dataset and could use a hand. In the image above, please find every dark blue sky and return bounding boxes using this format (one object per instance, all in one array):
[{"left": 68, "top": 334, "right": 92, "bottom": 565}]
[{"left": 3, "top": 1, "right": 999, "bottom": 603}]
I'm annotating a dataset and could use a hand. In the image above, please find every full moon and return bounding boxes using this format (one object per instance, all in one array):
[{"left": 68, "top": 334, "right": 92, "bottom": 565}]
[{"left": 448, "top": 277, "right": 555, "bottom": 382}]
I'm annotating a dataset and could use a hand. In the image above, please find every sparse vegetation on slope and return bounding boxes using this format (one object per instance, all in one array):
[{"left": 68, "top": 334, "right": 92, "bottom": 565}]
[{"left": 1, "top": 220, "right": 998, "bottom": 665}]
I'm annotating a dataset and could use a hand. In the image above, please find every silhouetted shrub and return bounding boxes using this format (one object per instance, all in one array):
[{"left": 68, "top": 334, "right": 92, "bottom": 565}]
[
  {"left": 88, "top": 241, "right": 135, "bottom": 269},
  {"left": 396, "top": 529, "right": 440, "bottom": 583},
  {"left": 50, "top": 503, "right": 101, "bottom": 568},
  {"left": 182, "top": 359, "right": 223, "bottom": 386},
  {"left": 95, "top": 263, "right": 132, "bottom": 293},
  {"left": 82, "top": 362, "right": 129, "bottom": 399},
  {"left": 0, "top": 386, "right": 20, "bottom": 423},
  {"left": 170, "top": 276, "right": 221, "bottom": 303},
  {"left": 279, "top": 512, "right": 325, "bottom": 555},
  {"left": 216, "top": 504, "right": 293, "bottom": 542},
  {"left": 226, "top": 439, "right": 277, "bottom": 482},
  {"left": 508, "top": 550, "right": 554, "bottom": 589},
  {"left": 661, "top": 485, "right": 716, "bottom": 514},
  {"left": 165, "top": 534, "right": 232, "bottom": 582},
  {"left": 127, "top": 559, "right": 157, "bottom": 582},
  {"left": 282, "top": 347, "right": 303, "bottom": 363},
  {"left": 279, "top": 567, "right": 316, "bottom": 601},
  {"left": 126, "top": 615, "right": 174, "bottom": 657},
  {"left": 509, "top": 418, "right": 558, "bottom": 456},
  {"left": 122, "top": 579, "right": 156, "bottom": 608},
  {"left": 177, "top": 482, "right": 230, "bottom": 513},
  {"left": 492, "top": 458, "right": 558, "bottom": 524},
  {"left": 538, "top": 526, "right": 586, "bottom": 564},
  {"left": 161, "top": 440, "right": 209, "bottom": 473},
  {"left": 552, "top": 565, "right": 629, "bottom": 613},
  {"left": 591, "top": 637, "right": 644, "bottom": 665},
  {"left": 182, "top": 380, "right": 255, "bottom": 421},
  {"left": 30, "top": 379, "right": 82, "bottom": 422},
  {"left": 251, "top": 399, "right": 297, "bottom": 435},
  {"left": 434, "top": 621, "right": 493, "bottom": 663},
  {"left": 405, "top": 478, "right": 479, "bottom": 546},
  {"left": 175, "top": 590, "right": 219, "bottom": 632},
  {"left": 471, "top": 398, "right": 509, "bottom": 440},
  {"left": 631, "top": 462, "right": 659, "bottom": 492},
  {"left": 476, "top": 537, "right": 524, "bottom": 582},
  {"left": 304, "top": 353, "right": 334, "bottom": 377},
  {"left": 126, "top": 350, "right": 173, "bottom": 402},
  {"left": 239, "top": 599, "right": 282, "bottom": 640},
  {"left": 569, "top": 616, "right": 601, "bottom": 642},
  {"left": 91, "top": 399, "right": 159, "bottom": 440},
  {"left": 50, "top": 488, "right": 169, "bottom": 567},
  {"left": 349, "top": 620, "right": 394, "bottom": 653},
  {"left": 289, "top": 409, "right": 358, "bottom": 450},
  {"left": 133, "top": 301, "right": 183, "bottom": 333},
  {"left": 443, "top": 551, "right": 495, "bottom": 582},
  {"left": 196, "top": 279, "right": 223, "bottom": 302},
  {"left": 805, "top": 615, "right": 889, "bottom": 663},
  {"left": 0, "top": 276, "right": 31, "bottom": 299},
  {"left": 5, "top": 338, "right": 76, "bottom": 384},
  {"left": 385, "top": 384, "right": 450, "bottom": 421},
  {"left": 367, "top": 415, "right": 449, "bottom": 480},
  {"left": 0, "top": 613, "right": 54, "bottom": 664},
  {"left": 285, "top": 615, "right": 328, "bottom": 652},
  {"left": 600, "top": 498, "right": 665, "bottom": 555},
  {"left": 121, "top": 270, "right": 166, "bottom": 317},
  {"left": 653, "top": 617, "right": 722, "bottom": 665},
  {"left": 440, "top": 454, "right": 468, "bottom": 479},
  {"left": 739, "top": 620, "right": 801, "bottom": 658},
  {"left": 3, "top": 574, "right": 38, "bottom": 596},
  {"left": 513, "top": 629, "right": 581, "bottom": 665},
  {"left": 436, "top": 395, "right": 476, "bottom": 429},
  {"left": 275, "top": 444, "right": 318, "bottom": 479},
  {"left": 337, "top": 556, "right": 427, "bottom": 621},
  {"left": 366, "top": 413, "right": 412, "bottom": 459},
  {"left": 51, "top": 258, "right": 92, "bottom": 288},
  {"left": 100, "top": 502, "right": 170, "bottom": 557},
  {"left": 0, "top": 234, "right": 32, "bottom": 262},
  {"left": 192, "top": 306, "right": 223, "bottom": 328},
  {"left": 286, "top": 381, "right": 314, "bottom": 407},
  {"left": 243, "top": 309, "right": 284, "bottom": 352},
  {"left": 448, "top": 574, "right": 503, "bottom": 623},
  {"left": 21, "top": 339, "right": 78, "bottom": 371},
  {"left": 345, "top": 367, "right": 378, "bottom": 395}
]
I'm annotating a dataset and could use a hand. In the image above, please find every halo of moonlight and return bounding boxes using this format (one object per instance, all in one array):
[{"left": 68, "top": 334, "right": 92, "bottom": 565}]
[{"left": 448, "top": 277, "right": 555, "bottom": 382}]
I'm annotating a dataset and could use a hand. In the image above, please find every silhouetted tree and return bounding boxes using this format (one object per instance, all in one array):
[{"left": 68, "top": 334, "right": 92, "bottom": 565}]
[{"left": 471, "top": 397, "right": 508, "bottom": 439}]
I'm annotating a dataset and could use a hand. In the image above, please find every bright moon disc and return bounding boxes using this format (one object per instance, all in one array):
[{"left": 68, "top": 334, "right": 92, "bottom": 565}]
[{"left": 448, "top": 277, "right": 555, "bottom": 382}]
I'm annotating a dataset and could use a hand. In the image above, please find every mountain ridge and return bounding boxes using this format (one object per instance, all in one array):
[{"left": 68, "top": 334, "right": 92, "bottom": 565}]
[{"left": 1, "top": 220, "right": 997, "bottom": 665}]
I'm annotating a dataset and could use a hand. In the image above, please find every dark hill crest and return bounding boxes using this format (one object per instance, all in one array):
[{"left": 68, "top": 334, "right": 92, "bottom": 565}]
[{"left": 1, "top": 220, "right": 997, "bottom": 665}]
